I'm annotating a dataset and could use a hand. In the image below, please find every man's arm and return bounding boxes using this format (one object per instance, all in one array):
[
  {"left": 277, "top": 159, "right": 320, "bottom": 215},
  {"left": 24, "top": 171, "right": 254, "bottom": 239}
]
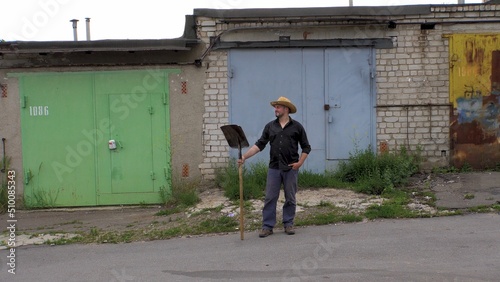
[
  {"left": 289, "top": 152, "right": 309, "bottom": 170},
  {"left": 238, "top": 145, "right": 261, "bottom": 164}
]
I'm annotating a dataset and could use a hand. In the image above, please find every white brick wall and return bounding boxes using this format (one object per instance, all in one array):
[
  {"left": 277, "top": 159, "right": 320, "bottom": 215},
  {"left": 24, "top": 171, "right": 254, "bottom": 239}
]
[{"left": 197, "top": 4, "right": 500, "bottom": 178}]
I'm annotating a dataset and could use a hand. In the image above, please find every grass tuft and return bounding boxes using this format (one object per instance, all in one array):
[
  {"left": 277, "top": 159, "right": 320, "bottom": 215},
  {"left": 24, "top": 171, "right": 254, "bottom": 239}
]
[{"left": 333, "top": 146, "right": 421, "bottom": 195}]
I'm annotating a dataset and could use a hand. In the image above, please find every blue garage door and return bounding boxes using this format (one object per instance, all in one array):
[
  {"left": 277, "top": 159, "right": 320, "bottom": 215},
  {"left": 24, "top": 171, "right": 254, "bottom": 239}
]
[{"left": 228, "top": 48, "right": 375, "bottom": 173}]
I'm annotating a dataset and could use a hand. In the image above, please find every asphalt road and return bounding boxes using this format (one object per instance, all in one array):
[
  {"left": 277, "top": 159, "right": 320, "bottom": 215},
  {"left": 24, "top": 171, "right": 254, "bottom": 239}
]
[{"left": 1, "top": 213, "right": 499, "bottom": 282}]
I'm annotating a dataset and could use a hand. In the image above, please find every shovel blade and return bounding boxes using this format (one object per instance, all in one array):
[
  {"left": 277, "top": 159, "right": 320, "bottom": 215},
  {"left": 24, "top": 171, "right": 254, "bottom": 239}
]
[{"left": 220, "top": 124, "right": 249, "bottom": 149}]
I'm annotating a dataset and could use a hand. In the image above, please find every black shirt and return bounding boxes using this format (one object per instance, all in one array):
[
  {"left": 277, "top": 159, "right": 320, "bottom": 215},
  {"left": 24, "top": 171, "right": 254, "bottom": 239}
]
[{"left": 255, "top": 117, "right": 311, "bottom": 171}]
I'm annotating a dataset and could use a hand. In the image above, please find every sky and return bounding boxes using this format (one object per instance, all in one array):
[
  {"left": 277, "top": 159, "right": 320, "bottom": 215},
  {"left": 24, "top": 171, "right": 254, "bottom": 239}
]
[{"left": 1, "top": 0, "right": 483, "bottom": 42}]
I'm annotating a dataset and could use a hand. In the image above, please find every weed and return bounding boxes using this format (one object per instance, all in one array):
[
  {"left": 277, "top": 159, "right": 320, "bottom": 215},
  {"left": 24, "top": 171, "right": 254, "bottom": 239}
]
[
  {"left": 333, "top": 146, "right": 421, "bottom": 195},
  {"left": 155, "top": 207, "right": 182, "bottom": 216},
  {"left": 215, "top": 160, "right": 266, "bottom": 201},
  {"left": 410, "top": 191, "right": 437, "bottom": 207},
  {"left": 152, "top": 227, "right": 184, "bottom": 239},
  {"left": 298, "top": 170, "right": 346, "bottom": 188},
  {"left": 168, "top": 178, "right": 200, "bottom": 207},
  {"left": 0, "top": 156, "right": 11, "bottom": 213},
  {"left": 464, "top": 193, "right": 475, "bottom": 200},
  {"left": 159, "top": 185, "right": 169, "bottom": 204},
  {"left": 364, "top": 189, "right": 415, "bottom": 219},
  {"left": 25, "top": 189, "right": 59, "bottom": 208},
  {"left": 218, "top": 145, "right": 421, "bottom": 201},
  {"left": 197, "top": 216, "right": 239, "bottom": 233},
  {"left": 341, "top": 214, "right": 364, "bottom": 223},
  {"left": 0, "top": 180, "right": 8, "bottom": 213},
  {"left": 432, "top": 166, "right": 459, "bottom": 173},
  {"left": 318, "top": 200, "right": 334, "bottom": 207},
  {"left": 90, "top": 227, "right": 99, "bottom": 236},
  {"left": 44, "top": 236, "right": 82, "bottom": 245},
  {"left": 468, "top": 205, "right": 495, "bottom": 213},
  {"left": 157, "top": 177, "right": 200, "bottom": 216},
  {"left": 296, "top": 208, "right": 363, "bottom": 226},
  {"left": 365, "top": 203, "right": 414, "bottom": 219},
  {"left": 495, "top": 163, "right": 500, "bottom": 172},
  {"left": 22, "top": 162, "right": 61, "bottom": 208},
  {"left": 190, "top": 205, "right": 226, "bottom": 217},
  {"left": 463, "top": 204, "right": 500, "bottom": 213},
  {"left": 460, "top": 162, "right": 473, "bottom": 172}
]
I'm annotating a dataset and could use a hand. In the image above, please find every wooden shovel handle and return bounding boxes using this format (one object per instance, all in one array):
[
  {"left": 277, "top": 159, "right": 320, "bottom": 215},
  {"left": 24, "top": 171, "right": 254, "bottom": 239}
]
[{"left": 239, "top": 163, "right": 244, "bottom": 240}]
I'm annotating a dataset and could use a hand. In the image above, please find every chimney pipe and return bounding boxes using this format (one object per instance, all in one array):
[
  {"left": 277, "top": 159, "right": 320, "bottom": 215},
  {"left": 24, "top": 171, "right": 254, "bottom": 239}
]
[
  {"left": 85, "top": 18, "right": 91, "bottom": 41},
  {"left": 70, "top": 19, "right": 79, "bottom": 41},
  {"left": 349, "top": 0, "right": 353, "bottom": 6}
]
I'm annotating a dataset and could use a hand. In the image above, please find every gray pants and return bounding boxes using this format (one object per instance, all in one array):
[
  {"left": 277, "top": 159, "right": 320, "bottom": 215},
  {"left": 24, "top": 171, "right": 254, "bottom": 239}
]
[{"left": 262, "top": 168, "right": 298, "bottom": 230}]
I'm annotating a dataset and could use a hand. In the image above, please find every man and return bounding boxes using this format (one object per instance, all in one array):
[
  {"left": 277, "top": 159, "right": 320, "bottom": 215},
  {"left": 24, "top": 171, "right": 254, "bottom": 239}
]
[{"left": 238, "top": 96, "right": 311, "bottom": 238}]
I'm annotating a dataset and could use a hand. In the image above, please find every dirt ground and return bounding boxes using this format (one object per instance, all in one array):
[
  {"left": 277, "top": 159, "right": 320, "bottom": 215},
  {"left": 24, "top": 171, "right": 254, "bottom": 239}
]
[{"left": 1, "top": 171, "right": 500, "bottom": 247}]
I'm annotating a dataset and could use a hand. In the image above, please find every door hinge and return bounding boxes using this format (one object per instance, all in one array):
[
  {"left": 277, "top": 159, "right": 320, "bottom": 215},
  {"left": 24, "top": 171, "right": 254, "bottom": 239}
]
[
  {"left": 25, "top": 169, "right": 32, "bottom": 184},
  {"left": 162, "top": 92, "right": 167, "bottom": 105},
  {"left": 228, "top": 69, "right": 234, "bottom": 78},
  {"left": 21, "top": 96, "right": 27, "bottom": 108},
  {"left": 148, "top": 106, "right": 154, "bottom": 115},
  {"left": 151, "top": 171, "right": 156, "bottom": 180},
  {"left": 164, "top": 167, "right": 168, "bottom": 180}
]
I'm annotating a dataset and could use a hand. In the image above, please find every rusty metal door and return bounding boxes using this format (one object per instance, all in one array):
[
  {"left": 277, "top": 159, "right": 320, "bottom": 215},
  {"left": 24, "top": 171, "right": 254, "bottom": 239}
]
[{"left": 448, "top": 34, "right": 500, "bottom": 169}]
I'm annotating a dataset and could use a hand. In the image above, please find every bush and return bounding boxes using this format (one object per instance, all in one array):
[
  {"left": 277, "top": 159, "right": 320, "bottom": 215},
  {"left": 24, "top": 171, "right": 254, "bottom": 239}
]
[
  {"left": 163, "top": 178, "right": 200, "bottom": 208},
  {"left": 217, "top": 145, "right": 421, "bottom": 200},
  {"left": 215, "top": 159, "right": 266, "bottom": 201},
  {"left": 334, "top": 146, "right": 421, "bottom": 195},
  {"left": 298, "top": 170, "right": 345, "bottom": 188}
]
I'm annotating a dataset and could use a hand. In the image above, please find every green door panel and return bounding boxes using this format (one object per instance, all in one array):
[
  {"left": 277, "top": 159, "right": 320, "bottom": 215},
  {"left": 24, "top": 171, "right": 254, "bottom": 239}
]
[
  {"left": 94, "top": 71, "right": 172, "bottom": 205},
  {"left": 151, "top": 93, "right": 170, "bottom": 189},
  {"left": 109, "top": 93, "right": 154, "bottom": 194},
  {"left": 19, "top": 69, "right": 176, "bottom": 207},
  {"left": 20, "top": 73, "right": 97, "bottom": 207}
]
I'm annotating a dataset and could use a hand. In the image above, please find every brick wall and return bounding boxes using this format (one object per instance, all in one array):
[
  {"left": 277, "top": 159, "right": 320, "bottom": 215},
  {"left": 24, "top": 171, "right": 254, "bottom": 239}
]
[
  {"left": 197, "top": 17, "right": 229, "bottom": 179},
  {"left": 197, "top": 4, "right": 500, "bottom": 178}
]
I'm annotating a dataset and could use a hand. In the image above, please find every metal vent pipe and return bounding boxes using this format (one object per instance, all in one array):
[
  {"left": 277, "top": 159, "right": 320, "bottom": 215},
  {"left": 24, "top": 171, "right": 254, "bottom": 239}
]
[
  {"left": 85, "top": 18, "right": 91, "bottom": 41},
  {"left": 70, "top": 19, "right": 79, "bottom": 41}
]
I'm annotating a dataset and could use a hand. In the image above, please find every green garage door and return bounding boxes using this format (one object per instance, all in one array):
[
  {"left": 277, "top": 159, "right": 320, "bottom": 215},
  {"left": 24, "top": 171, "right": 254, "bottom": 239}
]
[{"left": 19, "top": 70, "right": 176, "bottom": 207}]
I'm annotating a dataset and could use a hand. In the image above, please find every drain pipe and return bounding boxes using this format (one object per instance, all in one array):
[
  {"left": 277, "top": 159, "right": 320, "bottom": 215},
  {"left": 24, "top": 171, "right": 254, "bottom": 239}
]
[
  {"left": 70, "top": 19, "right": 79, "bottom": 41},
  {"left": 85, "top": 18, "right": 91, "bottom": 41}
]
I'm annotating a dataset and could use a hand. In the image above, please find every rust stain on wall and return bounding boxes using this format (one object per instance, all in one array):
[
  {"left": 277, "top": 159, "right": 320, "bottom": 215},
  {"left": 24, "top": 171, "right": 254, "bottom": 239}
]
[
  {"left": 492, "top": 51, "right": 500, "bottom": 95},
  {"left": 449, "top": 34, "right": 500, "bottom": 169}
]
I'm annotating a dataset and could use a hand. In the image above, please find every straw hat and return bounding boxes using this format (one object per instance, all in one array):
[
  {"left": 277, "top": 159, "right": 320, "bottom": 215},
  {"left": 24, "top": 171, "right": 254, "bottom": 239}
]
[{"left": 270, "top": 96, "right": 297, "bottom": 114}]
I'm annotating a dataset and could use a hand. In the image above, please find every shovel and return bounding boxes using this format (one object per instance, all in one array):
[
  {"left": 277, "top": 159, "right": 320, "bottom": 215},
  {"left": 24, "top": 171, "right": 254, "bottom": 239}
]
[{"left": 220, "top": 124, "right": 249, "bottom": 240}]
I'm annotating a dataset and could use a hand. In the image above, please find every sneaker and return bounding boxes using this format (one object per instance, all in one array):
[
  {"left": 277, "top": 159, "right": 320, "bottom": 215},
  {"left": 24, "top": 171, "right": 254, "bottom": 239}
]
[
  {"left": 259, "top": 229, "right": 273, "bottom": 238},
  {"left": 284, "top": 226, "right": 295, "bottom": 235}
]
